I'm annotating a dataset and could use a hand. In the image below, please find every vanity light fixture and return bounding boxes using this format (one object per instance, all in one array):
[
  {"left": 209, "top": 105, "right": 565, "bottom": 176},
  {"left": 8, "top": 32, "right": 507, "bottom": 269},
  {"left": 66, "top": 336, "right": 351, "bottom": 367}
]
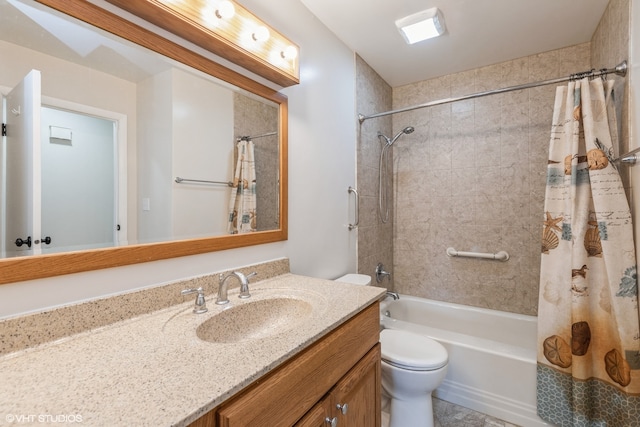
[
  {"left": 104, "top": 0, "right": 300, "bottom": 87},
  {"left": 252, "top": 25, "right": 270, "bottom": 42},
  {"left": 215, "top": 0, "right": 235, "bottom": 20},
  {"left": 281, "top": 45, "right": 298, "bottom": 60},
  {"left": 396, "top": 7, "right": 446, "bottom": 44}
]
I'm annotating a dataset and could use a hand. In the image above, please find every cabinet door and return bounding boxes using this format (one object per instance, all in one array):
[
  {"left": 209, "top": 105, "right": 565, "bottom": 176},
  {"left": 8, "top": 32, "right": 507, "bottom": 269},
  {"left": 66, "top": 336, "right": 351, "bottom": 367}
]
[
  {"left": 295, "top": 400, "right": 334, "bottom": 427},
  {"left": 331, "top": 344, "right": 381, "bottom": 427}
]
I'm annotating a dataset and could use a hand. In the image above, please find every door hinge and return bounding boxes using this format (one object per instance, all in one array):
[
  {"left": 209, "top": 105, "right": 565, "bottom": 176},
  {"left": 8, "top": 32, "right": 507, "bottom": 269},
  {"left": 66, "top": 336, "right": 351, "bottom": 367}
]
[{"left": 2, "top": 123, "right": 6, "bottom": 136}]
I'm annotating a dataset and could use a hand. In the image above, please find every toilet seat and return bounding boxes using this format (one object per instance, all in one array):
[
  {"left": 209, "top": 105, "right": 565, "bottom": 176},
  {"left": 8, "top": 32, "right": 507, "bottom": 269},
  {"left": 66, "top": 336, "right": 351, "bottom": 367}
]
[{"left": 380, "top": 329, "right": 448, "bottom": 371}]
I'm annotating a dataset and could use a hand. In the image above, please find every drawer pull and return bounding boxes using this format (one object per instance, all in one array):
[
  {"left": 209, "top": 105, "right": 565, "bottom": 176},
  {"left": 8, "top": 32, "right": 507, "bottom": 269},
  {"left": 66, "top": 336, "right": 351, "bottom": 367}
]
[
  {"left": 336, "top": 403, "right": 348, "bottom": 414},
  {"left": 325, "top": 416, "right": 338, "bottom": 426}
]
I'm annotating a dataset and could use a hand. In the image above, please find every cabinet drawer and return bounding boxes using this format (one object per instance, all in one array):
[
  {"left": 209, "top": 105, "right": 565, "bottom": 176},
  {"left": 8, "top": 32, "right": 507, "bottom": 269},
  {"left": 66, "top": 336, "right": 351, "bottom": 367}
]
[{"left": 215, "top": 302, "right": 380, "bottom": 427}]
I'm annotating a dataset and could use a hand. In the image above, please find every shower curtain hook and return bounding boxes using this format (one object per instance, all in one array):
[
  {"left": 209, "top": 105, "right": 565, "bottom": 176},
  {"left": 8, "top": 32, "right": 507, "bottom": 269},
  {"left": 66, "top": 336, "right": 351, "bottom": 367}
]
[{"left": 599, "top": 68, "right": 608, "bottom": 81}]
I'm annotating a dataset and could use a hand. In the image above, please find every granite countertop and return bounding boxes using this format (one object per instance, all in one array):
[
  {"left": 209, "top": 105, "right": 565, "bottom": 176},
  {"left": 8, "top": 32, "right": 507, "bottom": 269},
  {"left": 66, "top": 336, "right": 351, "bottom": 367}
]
[{"left": 0, "top": 274, "right": 384, "bottom": 426}]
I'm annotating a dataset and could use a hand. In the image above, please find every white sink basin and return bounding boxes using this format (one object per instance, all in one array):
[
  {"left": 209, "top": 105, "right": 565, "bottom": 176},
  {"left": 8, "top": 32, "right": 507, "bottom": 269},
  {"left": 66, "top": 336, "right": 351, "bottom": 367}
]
[{"left": 195, "top": 297, "right": 314, "bottom": 343}]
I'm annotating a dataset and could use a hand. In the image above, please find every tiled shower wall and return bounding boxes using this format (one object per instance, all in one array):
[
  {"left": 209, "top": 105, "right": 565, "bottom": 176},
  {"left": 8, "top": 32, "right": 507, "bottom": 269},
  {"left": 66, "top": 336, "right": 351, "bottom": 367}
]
[
  {"left": 355, "top": 55, "right": 393, "bottom": 290},
  {"left": 356, "top": 0, "right": 630, "bottom": 316},
  {"left": 390, "top": 43, "right": 591, "bottom": 316},
  {"left": 591, "top": 0, "right": 631, "bottom": 193}
]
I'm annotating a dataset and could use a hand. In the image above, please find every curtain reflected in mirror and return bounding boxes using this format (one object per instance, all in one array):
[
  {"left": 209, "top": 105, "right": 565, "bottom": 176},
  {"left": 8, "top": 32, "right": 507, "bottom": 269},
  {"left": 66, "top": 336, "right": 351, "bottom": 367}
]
[{"left": 0, "top": 0, "right": 281, "bottom": 260}]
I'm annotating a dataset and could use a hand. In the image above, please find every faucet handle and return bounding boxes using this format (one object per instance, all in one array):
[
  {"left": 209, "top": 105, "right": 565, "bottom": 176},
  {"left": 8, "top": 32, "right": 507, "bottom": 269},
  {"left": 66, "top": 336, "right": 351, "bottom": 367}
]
[
  {"left": 238, "top": 271, "right": 257, "bottom": 299},
  {"left": 181, "top": 287, "right": 208, "bottom": 314},
  {"left": 375, "top": 263, "right": 391, "bottom": 283}
]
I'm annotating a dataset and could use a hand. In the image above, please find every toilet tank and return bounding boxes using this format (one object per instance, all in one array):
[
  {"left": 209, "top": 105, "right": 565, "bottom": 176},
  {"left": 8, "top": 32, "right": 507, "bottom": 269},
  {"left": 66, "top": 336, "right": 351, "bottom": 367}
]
[{"left": 335, "top": 274, "right": 372, "bottom": 286}]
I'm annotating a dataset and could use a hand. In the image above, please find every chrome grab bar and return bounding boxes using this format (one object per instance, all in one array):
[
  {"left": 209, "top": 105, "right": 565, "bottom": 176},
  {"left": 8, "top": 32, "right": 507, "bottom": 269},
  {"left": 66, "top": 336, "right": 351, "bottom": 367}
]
[
  {"left": 348, "top": 186, "right": 359, "bottom": 230},
  {"left": 446, "top": 247, "right": 509, "bottom": 262}
]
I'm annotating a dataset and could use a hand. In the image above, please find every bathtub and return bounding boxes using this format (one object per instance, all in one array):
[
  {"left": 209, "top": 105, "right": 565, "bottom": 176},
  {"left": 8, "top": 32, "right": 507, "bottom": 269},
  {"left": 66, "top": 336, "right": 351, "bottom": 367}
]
[{"left": 380, "top": 295, "right": 549, "bottom": 427}]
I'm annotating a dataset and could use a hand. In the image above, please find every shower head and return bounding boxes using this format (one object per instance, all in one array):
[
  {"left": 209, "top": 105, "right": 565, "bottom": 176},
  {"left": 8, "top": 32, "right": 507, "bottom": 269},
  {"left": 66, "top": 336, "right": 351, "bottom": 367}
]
[
  {"left": 377, "top": 126, "right": 415, "bottom": 146},
  {"left": 389, "top": 126, "right": 415, "bottom": 146}
]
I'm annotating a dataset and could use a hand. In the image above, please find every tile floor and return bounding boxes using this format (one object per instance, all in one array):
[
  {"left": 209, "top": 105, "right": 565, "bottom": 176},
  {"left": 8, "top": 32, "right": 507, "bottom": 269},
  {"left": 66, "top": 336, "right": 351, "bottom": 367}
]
[{"left": 382, "top": 397, "right": 521, "bottom": 427}]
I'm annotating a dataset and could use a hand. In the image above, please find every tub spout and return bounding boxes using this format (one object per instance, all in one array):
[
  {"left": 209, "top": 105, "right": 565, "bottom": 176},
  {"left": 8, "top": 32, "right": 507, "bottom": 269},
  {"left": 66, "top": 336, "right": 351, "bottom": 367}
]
[
  {"left": 385, "top": 291, "right": 399, "bottom": 300},
  {"left": 375, "top": 263, "right": 391, "bottom": 283}
]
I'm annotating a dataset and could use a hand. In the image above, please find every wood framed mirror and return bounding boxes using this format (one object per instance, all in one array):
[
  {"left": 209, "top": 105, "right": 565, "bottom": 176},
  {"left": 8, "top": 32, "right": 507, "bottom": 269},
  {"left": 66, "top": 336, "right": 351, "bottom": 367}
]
[{"left": 0, "top": 0, "right": 288, "bottom": 285}]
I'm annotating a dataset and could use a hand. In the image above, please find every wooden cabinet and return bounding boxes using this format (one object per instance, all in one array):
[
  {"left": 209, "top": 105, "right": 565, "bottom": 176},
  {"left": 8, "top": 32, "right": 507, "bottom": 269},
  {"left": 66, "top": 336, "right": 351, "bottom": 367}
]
[
  {"left": 295, "top": 402, "right": 332, "bottom": 427},
  {"left": 189, "top": 302, "right": 380, "bottom": 427},
  {"left": 330, "top": 345, "right": 380, "bottom": 426},
  {"left": 295, "top": 345, "right": 380, "bottom": 427}
]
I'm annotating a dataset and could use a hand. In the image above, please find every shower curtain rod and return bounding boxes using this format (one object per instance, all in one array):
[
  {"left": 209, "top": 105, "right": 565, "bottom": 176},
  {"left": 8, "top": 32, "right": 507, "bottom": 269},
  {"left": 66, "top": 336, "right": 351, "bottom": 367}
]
[
  {"left": 358, "top": 60, "right": 628, "bottom": 123},
  {"left": 236, "top": 131, "right": 277, "bottom": 142}
]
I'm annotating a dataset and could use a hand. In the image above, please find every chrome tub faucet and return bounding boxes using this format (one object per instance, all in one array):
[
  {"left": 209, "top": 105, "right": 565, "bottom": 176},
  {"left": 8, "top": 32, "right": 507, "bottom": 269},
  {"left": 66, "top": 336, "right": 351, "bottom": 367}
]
[
  {"left": 375, "top": 263, "right": 391, "bottom": 283},
  {"left": 385, "top": 291, "right": 400, "bottom": 300}
]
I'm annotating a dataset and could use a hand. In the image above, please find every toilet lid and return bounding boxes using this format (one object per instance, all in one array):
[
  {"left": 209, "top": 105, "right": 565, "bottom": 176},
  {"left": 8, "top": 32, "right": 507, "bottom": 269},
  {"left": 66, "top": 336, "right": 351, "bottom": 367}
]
[{"left": 380, "top": 329, "right": 448, "bottom": 371}]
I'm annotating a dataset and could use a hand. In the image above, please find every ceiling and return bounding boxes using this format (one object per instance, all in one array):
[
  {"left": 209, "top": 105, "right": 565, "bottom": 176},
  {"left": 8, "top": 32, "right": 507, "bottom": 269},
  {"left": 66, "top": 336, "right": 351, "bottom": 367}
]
[
  {"left": 2, "top": 0, "right": 612, "bottom": 90},
  {"left": 299, "top": 0, "right": 610, "bottom": 87}
]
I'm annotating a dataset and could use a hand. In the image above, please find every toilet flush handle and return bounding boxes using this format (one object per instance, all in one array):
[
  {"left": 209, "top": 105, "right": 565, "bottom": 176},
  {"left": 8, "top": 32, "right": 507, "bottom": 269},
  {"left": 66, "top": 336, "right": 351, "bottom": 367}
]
[{"left": 336, "top": 403, "right": 348, "bottom": 414}]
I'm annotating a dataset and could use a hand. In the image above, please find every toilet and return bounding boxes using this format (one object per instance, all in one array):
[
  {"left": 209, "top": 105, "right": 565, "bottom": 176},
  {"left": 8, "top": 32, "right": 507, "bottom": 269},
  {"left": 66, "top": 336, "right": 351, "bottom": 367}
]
[
  {"left": 379, "top": 329, "right": 448, "bottom": 427},
  {"left": 335, "top": 274, "right": 449, "bottom": 427}
]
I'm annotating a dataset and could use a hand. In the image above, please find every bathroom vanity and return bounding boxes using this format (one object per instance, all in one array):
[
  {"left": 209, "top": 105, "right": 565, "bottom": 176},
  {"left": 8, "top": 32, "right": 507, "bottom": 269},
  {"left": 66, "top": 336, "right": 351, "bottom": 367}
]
[
  {"left": 0, "top": 272, "right": 384, "bottom": 426},
  {"left": 199, "top": 304, "right": 380, "bottom": 426}
]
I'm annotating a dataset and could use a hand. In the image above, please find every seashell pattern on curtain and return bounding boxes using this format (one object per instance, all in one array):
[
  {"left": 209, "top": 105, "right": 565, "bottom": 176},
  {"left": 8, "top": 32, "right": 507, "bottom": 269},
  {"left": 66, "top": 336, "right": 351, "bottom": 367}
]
[
  {"left": 227, "top": 139, "right": 257, "bottom": 234},
  {"left": 536, "top": 78, "right": 640, "bottom": 426}
]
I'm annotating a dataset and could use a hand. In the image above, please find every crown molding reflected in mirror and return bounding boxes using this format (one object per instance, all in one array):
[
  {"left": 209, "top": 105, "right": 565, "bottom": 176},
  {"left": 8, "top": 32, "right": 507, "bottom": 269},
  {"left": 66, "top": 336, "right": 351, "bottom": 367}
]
[{"left": 0, "top": 0, "right": 288, "bottom": 285}]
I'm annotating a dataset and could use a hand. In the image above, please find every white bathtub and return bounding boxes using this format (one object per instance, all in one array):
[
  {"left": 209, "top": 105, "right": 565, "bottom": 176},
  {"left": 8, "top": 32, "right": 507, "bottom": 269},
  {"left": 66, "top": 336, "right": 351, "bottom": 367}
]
[{"left": 380, "top": 295, "right": 549, "bottom": 427}]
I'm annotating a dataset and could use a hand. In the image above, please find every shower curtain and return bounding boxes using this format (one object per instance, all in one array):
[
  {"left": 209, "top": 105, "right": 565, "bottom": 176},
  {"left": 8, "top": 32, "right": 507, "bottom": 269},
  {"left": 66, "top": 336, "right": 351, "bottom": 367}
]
[
  {"left": 537, "top": 77, "right": 640, "bottom": 426},
  {"left": 227, "top": 139, "right": 257, "bottom": 234}
]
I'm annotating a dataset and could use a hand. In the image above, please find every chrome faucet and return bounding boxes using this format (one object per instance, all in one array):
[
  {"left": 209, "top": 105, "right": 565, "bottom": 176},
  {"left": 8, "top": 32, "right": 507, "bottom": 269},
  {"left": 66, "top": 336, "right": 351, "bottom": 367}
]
[
  {"left": 385, "top": 291, "right": 400, "bottom": 300},
  {"left": 375, "top": 263, "right": 391, "bottom": 283},
  {"left": 181, "top": 287, "right": 208, "bottom": 314},
  {"left": 216, "top": 271, "right": 257, "bottom": 305}
]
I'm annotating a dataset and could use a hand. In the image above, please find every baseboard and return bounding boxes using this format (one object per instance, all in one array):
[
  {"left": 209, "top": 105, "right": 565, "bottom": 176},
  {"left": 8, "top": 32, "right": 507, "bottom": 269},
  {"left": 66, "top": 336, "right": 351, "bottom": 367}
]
[{"left": 434, "top": 379, "right": 550, "bottom": 427}]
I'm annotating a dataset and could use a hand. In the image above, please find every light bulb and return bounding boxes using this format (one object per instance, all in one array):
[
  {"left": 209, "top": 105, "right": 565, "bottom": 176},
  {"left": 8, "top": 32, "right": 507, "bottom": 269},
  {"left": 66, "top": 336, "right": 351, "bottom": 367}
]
[
  {"left": 215, "top": 0, "right": 235, "bottom": 20},
  {"left": 252, "top": 26, "right": 270, "bottom": 42},
  {"left": 281, "top": 45, "right": 298, "bottom": 60}
]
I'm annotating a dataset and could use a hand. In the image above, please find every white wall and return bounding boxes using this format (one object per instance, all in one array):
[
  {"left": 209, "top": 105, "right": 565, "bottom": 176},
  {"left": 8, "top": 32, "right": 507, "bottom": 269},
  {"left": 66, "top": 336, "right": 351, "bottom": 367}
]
[
  {"left": 631, "top": 1, "right": 640, "bottom": 268},
  {"left": 137, "top": 70, "right": 173, "bottom": 242},
  {"left": 242, "top": 0, "right": 358, "bottom": 278},
  {"left": 137, "top": 68, "right": 234, "bottom": 242},
  {"left": 0, "top": 0, "right": 357, "bottom": 318},
  {"left": 171, "top": 68, "right": 233, "bottom": 238}
]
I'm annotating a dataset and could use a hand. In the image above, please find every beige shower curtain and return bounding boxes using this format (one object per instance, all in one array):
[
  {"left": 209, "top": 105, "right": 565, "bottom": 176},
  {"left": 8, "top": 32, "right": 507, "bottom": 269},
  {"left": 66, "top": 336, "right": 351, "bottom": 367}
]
[
  {"left": 227, "top": 139, "right": 257, "bottom": 234},
  {"left": 537, "top": 77, "right": 640, "bottom": 426}
]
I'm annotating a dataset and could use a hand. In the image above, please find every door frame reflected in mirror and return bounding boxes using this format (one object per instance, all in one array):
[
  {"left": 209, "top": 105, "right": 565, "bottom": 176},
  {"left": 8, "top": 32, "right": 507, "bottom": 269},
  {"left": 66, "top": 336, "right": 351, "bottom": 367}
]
[{"left": 0, "top": 0, "right": 288, "bottom": 285}]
